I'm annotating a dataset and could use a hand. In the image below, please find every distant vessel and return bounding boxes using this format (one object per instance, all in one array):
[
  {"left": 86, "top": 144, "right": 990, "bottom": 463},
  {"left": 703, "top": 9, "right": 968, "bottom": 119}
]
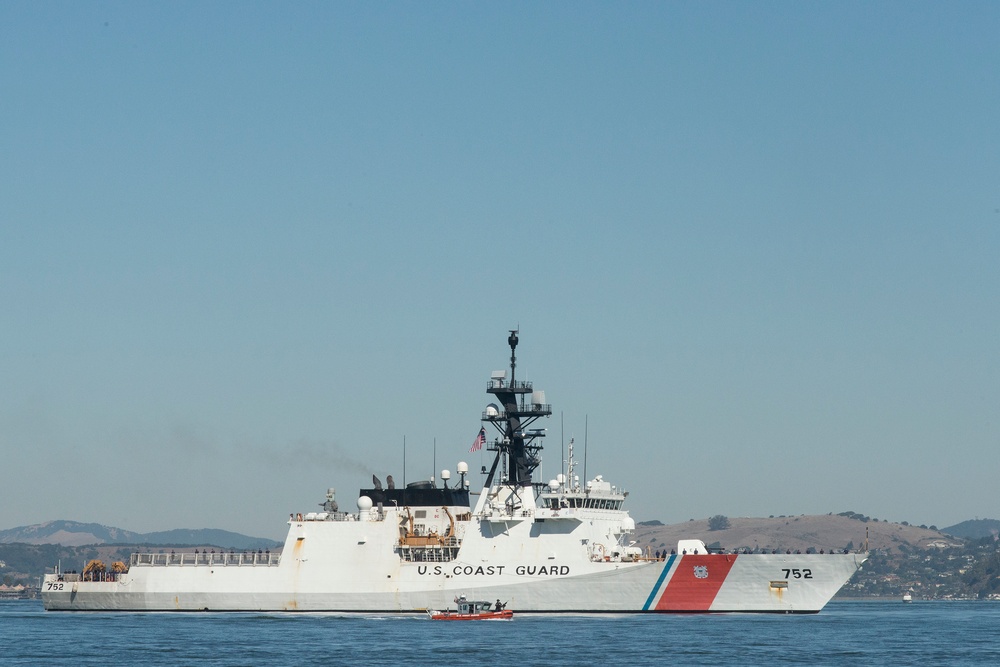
[
  {"left": 42, "top": 332, "right": 867, "bottom": 613},
  {"left": 903, "top": 592, "right": 913, "bottom": 603}
]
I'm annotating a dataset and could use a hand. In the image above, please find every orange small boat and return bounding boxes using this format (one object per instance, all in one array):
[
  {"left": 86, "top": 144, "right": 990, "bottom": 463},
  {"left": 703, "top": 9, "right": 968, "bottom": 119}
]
[{"left": 428, "top": 596, "right": 512, "bottom": 620}]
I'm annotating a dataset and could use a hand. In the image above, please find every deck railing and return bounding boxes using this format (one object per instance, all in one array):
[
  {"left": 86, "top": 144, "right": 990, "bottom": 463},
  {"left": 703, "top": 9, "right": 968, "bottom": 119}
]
[{"left": 130, "top": 551, "right": 281, "bottom": 567}]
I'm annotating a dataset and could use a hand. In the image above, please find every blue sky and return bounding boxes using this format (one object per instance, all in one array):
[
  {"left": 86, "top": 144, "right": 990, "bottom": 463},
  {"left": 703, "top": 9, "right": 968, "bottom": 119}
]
[{"left": 2, "top": 2, "right": 998, "bottom": 539}]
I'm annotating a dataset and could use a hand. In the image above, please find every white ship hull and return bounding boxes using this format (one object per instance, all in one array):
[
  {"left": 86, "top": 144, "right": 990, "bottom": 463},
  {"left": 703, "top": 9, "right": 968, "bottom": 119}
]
[{"left": 42, "top": 510, "right": 864, "bottom": 613}]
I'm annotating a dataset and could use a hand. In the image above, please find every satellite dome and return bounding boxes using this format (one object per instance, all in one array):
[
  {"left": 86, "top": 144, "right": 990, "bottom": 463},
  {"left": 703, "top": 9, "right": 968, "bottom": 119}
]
[{"left": 357, "top": 496, "right": 373, "bottom": 511}]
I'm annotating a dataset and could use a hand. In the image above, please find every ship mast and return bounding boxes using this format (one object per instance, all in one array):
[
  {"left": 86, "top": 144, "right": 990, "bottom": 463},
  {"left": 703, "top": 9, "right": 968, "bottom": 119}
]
[{"left": 482, "top": 330, "right": 551, "bottom": 493}]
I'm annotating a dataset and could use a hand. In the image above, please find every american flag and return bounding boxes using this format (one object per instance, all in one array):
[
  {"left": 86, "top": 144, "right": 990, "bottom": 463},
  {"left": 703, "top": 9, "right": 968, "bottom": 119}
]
[{"left": 469, "top": 427, "right": 486, "bottom": 453}]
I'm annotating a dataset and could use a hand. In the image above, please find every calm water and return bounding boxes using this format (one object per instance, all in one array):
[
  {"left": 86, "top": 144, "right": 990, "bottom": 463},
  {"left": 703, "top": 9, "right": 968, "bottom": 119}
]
[{"left": 2, "top": 600, "right": 998, "bottom": 665}]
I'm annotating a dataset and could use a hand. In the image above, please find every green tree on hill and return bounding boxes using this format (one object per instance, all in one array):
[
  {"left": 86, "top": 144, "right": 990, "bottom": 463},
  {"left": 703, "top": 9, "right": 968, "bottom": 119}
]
[{"left": 708, "top": 515, "right": 730, "bottom": 531}]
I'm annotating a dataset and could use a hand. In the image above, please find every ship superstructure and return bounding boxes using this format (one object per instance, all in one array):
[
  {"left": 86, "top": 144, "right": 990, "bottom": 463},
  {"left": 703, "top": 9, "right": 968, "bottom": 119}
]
[{"left": 42, "top": 332, "right": 866, "bottom": 613}]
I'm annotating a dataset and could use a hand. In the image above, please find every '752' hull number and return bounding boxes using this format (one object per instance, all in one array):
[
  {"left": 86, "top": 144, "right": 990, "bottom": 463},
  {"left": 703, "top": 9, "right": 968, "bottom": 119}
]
[{"left": 782, "top": 568, "right": 812, "bottom": 579}]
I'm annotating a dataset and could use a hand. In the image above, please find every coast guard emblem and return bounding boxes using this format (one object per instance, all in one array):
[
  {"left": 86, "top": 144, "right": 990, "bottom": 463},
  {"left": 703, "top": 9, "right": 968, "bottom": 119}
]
[{"left": 693, "top": 565, "right": 709, "bottom": 579}]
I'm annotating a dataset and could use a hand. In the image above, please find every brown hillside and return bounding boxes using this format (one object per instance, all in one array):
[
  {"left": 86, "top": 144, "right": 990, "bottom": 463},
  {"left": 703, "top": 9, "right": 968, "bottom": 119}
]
[{"left": 635, "top": 515, "right": 960, "bottom": 554}]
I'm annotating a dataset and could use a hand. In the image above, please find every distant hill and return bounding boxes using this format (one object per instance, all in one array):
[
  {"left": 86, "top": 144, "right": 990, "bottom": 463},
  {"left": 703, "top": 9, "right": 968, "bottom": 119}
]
[
  {"left": 633, "top": 513, "right": 958, "bottom": 555},
  {"left": 0, "top": 521, "right": 280, "bottom": 550},
  {"left": 139, "top": 529, "right": 279, "bottom": 550},
  {"left": 942, "top": 519, "right": 1000, "bottom": 540},
  {"left": 0, "top": 521, "right": 143, "bottom": 547}
]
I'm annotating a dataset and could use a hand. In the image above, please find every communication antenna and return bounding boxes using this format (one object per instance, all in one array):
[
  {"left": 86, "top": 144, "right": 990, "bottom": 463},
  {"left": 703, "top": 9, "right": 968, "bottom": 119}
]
[
  {"left": 561, "top": 412, "right": 565, "bottom": 481},
  {"left": 508, "top": 329, "right": 518, "bottom": 384}
]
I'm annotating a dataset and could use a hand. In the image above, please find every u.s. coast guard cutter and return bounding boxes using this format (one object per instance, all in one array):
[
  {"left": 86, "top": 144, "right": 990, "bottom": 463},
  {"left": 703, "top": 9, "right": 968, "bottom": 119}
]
[{"left": 42, "top": 332, "right": 866, "bottom": 613}]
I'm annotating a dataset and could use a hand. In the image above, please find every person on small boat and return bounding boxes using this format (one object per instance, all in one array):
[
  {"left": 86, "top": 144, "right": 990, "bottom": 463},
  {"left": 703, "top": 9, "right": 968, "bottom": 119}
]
[{"left": 495, "top": 599, "right": 503, "bottom": 611}]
